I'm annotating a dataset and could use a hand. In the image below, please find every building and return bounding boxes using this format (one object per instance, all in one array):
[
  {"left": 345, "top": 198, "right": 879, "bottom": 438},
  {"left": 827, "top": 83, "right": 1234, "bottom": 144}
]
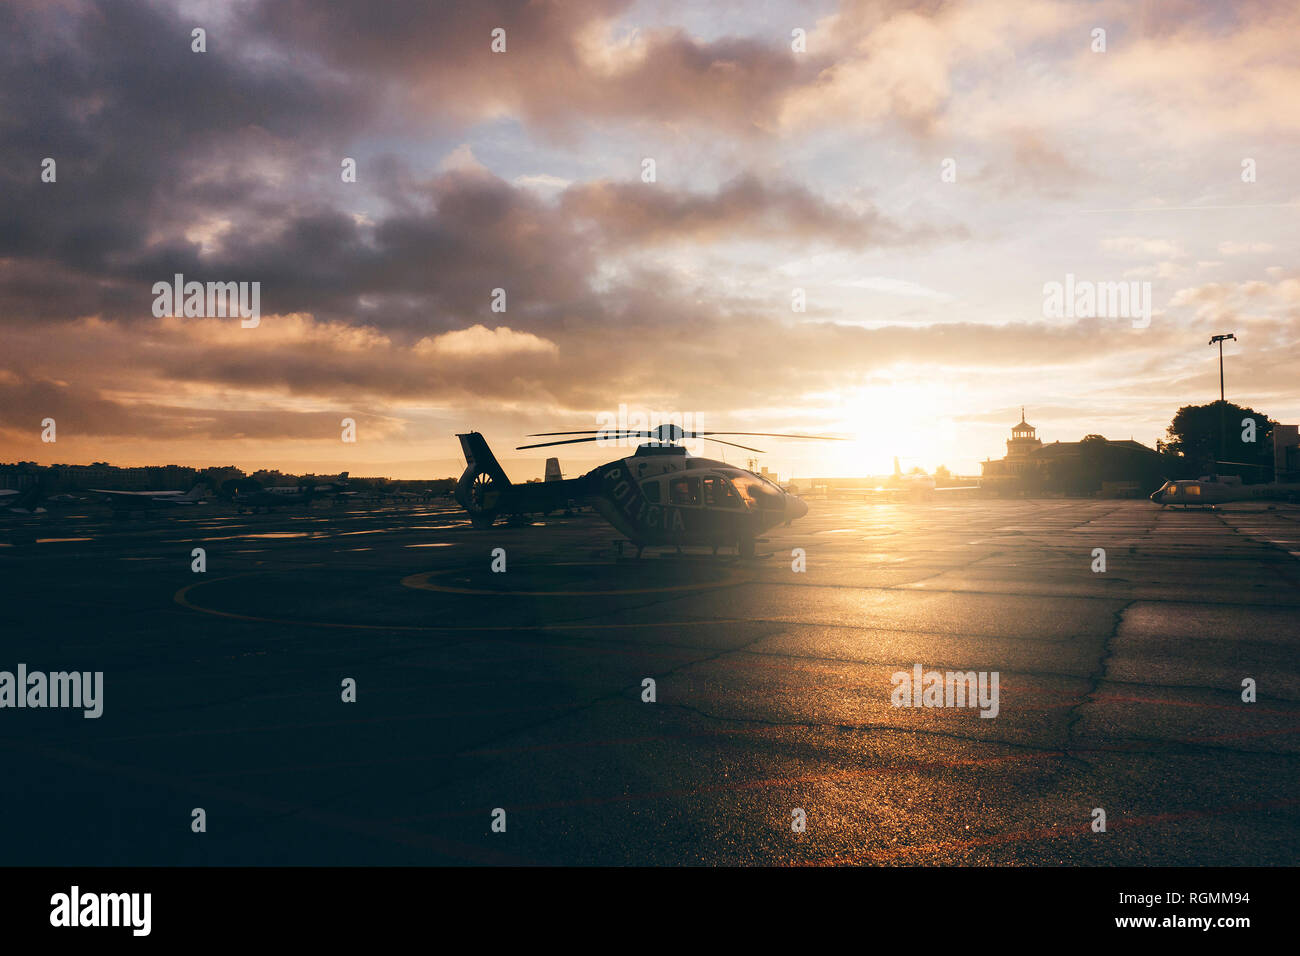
[
  {"left": 980, "top": 409, "right": 1042, "bottom": 491},
  {"left": 1275, "top": 424, "right": 1300, "bottom": 482},
  {"left": 0, "top": 462, "right": 200, "bottom": 493},
  {"left": 981, "top": 410, "right": 1162, "bottom": 496}
]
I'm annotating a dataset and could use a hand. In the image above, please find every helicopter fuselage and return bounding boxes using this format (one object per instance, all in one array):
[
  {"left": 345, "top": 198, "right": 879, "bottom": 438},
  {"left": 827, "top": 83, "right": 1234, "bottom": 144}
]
[
  {"left": 454, "top": 433, "right": 808, "bottom": 554},
  {"left": 588, "top": 445, "right": 807, "bottom": 550}
]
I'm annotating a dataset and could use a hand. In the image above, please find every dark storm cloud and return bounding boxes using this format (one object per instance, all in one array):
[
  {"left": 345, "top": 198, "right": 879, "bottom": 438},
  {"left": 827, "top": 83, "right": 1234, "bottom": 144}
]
[
  {"left": 0, "top": 375, "right": 352, "bottom": 441},
  {"left": 247, "top": 0, "right": 817, "bottom": 134},
  {"left": 230, "top": 169, "right": 922, "bottom": 326},
  {"left": 559, "top": 174, "right": 944, "bottom": 248},
  {"left": 0, "top": 0, "right": 374, "bottom": 323},
  {"left": 0, "top": 0, "right": 942, "bottom": 336}
]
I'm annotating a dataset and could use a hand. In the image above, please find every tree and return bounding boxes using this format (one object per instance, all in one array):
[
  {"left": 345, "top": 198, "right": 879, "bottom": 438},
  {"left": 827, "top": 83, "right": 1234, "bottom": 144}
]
[{"left": 1163, "top": 401, "right": 1273, "bottom": 481}]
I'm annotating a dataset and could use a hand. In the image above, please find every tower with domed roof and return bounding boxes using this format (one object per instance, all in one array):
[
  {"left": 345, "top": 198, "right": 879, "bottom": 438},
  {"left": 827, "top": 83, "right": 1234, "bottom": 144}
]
[{"left": 1006, "top": 407, "right": 1042, "bottom": 459}]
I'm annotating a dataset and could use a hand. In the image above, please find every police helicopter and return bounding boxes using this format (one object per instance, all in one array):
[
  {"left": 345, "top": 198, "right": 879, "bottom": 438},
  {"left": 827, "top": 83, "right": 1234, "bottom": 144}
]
[
  {"left": 1149, "top": 474, "right": 1300, "bottom": 508},
  {"left": 453, "top": 424, "right": 843, "bottom": 556}
]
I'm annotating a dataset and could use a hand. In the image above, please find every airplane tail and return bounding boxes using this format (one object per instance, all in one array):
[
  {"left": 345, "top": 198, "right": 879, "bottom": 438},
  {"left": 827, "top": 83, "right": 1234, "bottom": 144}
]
[
  {"left": 183, "top": 483, "right": 209, "bottom": 501},
  {"left": 544, "top": 457, "right": 563, "bottom": 482},
  {"left": 455, "top": 432, "right": 511, "bottom": 527}
]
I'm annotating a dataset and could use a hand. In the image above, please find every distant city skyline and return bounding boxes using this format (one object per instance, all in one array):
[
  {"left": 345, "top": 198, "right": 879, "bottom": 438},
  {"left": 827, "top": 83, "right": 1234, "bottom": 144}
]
[
  {"left": 0, "top": 404, "right": 1174, "bottom": 484},
  {"left": 3, "top": 1, "right": 1297, "bottom": 479}
]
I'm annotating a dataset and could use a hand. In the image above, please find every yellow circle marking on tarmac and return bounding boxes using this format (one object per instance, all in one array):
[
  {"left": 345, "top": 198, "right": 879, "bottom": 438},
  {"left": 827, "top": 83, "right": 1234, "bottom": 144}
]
[
  {"left": 400, "top": 562, "right": 751, "bottom": 597},
  {"left": 173, "top": 570, "right": 758, "bottom": 632}
]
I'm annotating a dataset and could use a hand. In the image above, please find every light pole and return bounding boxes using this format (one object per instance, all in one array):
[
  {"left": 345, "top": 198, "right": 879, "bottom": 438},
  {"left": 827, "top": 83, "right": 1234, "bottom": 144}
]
[
  {"left": 1208, "top": 333, "right": 1236, "bottom": 402},
  {"left": 1208, "top": 333, "right": 1236, "bottom": 473}
]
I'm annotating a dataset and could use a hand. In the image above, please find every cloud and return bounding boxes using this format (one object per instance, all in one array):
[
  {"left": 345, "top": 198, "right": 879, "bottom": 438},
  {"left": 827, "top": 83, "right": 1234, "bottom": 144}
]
[
  {"left": 1218, "top": 240, "right": 1276, "bottom": 255},
  {"left": 1101, "top": 237, "right": 1186, "bottom": 258},
  {"left": 832, "top": 277, "right": 954, "bottom": 301},
  {"left": 559, "top": 174, "right": 939, "bottom": 248},
  {"left": 3, "top": 0, "right": 1299, "bottom": 473},
  {"left": 415, "top": 325, "right": 559, "bottom": 358}
]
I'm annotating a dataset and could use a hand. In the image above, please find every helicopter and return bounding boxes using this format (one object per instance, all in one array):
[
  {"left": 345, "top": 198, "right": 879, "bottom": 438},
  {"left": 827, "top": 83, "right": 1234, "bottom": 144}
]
[
  {"left": 1149, "top": 474, "right": 1300, "bottom": 508},
  {"left": 453, "top": 424, "right": 842, "bottom": 557}
]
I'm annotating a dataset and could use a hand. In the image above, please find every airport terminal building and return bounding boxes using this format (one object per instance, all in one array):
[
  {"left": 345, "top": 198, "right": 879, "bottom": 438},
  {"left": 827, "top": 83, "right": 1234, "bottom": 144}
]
[{"left": 981, "top": 412, "right": 1162, "bottom": 496}]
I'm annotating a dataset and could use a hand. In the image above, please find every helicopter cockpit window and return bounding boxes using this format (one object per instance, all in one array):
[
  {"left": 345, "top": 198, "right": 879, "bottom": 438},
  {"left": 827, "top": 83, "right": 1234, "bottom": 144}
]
[
  {"left": 735, "top": 478, "right": 784, "bottom": 510},
  {"left": 669, "top": 476, "right": 700, "bottom": 506},
  {"left": 643, "top": 480, "right": 661, "bottom": 503},
  {"left": 702, "top": 475, "right": 742, "bottom": 509}
]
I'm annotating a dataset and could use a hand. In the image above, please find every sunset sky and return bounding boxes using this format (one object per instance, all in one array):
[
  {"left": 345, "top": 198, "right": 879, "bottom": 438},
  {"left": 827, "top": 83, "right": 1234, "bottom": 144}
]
[{"left": 2, "top": 0, "right": 1297, "bottom": 480}]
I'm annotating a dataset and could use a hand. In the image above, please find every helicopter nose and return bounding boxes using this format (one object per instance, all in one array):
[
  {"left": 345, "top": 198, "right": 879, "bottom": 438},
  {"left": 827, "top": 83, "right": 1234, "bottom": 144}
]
[
  {"left": 786, "top": 495, "right": 808, "bottom": 522},
  {"left": 1149, "top": 490, "right": 1162, "bottom": 503}
]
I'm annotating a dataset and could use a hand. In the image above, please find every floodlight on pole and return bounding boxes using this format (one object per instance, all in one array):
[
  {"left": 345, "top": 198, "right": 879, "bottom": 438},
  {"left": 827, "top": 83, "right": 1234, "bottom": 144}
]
[{"left": 1208, "top": 333, "right": 1236, "bottom": 402}]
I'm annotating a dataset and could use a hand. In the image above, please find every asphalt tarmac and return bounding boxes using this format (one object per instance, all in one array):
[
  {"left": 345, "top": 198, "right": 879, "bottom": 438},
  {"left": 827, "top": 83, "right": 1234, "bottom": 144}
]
[{"left": 2, "top": 496, "right": 1297, "bottom": 865}]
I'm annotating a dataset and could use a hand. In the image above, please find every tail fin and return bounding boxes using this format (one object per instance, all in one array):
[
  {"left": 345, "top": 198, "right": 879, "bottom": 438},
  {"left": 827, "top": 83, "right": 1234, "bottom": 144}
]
[
  {"left": 455, "top": 432, "right": 511, "bottom": 526},
  {"left": 544, "top": 457, "right": 563, "bottom": 481},
  {"left": 457, "top": 432, "right": 510, "bottom": 486},
  {"left": 184, "top": 483, "right": 209, "bottom": 501}
]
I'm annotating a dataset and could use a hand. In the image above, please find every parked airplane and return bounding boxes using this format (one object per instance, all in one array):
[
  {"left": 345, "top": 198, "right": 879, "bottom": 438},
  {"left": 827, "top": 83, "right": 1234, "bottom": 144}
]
[
  {"left": 89, "top": 483, "right": 209, "bottom": 512},
  {"left": 44, "top": 493, "right": 85, "bottom": 507},
  {"left": 268, "top": 472, "right": 349, "bottom": 495},
  {"left": 225, "top": 473, "right": 349, "bottom": 512},
  {"left": 454, "top": 424, "right": 843, "bottom": 556},
  {"left": 887, "top": 456, "right": 936, "bottom": 492},
  {"left": 0, "top": 487, "right": 46, "bottom": 514}
]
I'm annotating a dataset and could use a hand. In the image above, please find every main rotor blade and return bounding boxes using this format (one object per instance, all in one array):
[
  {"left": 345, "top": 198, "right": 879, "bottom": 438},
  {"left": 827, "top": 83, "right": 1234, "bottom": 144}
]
[
  {"left": 516, "top": 436, "right": 615, "bottom": 449},
  {"left": 699, "top": 437, "right": 766, "bottom": 453},
  {"left": 524, "top": 429, "right": 847, "bottom": 441},
  {"left": 689, "top": 431, "right": 847, "bottom": 441},
  {"left": 524, "top": 430, "right": 653, "bottom": 437},
  {"left": 517, "top": 433, "right": 769, "bottom": 452}
]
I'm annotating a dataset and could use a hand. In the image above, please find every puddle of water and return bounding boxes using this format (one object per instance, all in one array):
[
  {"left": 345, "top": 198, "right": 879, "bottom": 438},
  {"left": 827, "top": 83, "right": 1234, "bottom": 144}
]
[
  {"left": 405, "top": 543, "right": 457, "bottom": 548},
  {"left": 36, "top": 537, "right": 94, "bottom": 544}
]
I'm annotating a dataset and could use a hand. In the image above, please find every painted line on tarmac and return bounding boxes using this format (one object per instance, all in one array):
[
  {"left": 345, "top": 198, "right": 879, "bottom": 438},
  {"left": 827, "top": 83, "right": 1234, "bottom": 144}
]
[
  {"left": 174, "top": 572, "right": 761, "bottom": 632},
  {"left": 401, "top": 563, "right": 752, "bottom": 596}
]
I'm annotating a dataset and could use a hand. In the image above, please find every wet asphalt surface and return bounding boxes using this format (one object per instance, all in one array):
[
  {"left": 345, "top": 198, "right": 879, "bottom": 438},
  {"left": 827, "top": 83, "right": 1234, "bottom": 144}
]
[{"left": 1, "top": 496, "right": 1297, "bottom": 865}]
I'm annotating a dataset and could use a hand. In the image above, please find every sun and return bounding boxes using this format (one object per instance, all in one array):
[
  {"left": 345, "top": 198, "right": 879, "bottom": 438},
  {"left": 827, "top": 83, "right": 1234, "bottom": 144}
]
[{"left": 816, "top": 379, "right": 962, "bottom": 477}]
